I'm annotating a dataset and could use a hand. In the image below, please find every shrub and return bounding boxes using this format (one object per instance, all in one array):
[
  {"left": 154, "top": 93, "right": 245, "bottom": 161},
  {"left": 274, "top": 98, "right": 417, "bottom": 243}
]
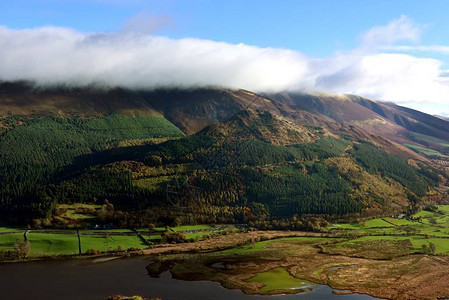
[
  {"left": 85, "top": 248, "right": 101, "bottom": 255},
  {"left": 161, "top": 232, "right": 187, "bottom": 244}
]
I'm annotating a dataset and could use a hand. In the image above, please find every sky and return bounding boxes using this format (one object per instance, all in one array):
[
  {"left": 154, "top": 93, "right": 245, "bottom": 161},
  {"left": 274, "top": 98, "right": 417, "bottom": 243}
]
[{"left": 1, "top": 0, "right": 449, "bottom": 116}]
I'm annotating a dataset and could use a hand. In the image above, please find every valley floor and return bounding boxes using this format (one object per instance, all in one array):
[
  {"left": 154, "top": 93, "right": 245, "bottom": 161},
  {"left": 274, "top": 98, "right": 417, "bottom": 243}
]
[{"left": 3, "top": 206, "right": 449, "bottom": 299}]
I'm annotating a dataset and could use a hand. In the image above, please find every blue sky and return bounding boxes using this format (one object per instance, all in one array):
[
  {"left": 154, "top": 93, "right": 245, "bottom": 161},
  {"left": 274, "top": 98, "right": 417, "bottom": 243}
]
[
  {"left": 1, "top": 0, "right": 449, "bottom": 115},
  {"left": 2, "top": 0, "right": 449, "bottom": 58}
]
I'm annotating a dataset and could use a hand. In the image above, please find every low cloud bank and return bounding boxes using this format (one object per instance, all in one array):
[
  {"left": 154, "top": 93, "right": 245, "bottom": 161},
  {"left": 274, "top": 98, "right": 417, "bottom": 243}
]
[
  {"left": 0, "top": 26, "right": 310, "bottom": 91},
  {"left": 1, "top": 16, "right": 449, "bottom": 112}
]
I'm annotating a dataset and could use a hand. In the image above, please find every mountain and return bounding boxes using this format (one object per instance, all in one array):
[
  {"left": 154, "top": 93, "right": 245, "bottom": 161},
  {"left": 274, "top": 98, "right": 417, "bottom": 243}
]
[{"left": 0, "top": 81, "right": 448, "bottom": 226}]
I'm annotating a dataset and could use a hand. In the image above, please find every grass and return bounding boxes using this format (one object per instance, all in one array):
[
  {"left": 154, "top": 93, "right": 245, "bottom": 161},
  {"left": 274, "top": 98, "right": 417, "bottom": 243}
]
[
  {"left": 55, "top": 203, "right": 101, "bottom": 223},
  {"left": 0, "top": 226, "right": 24, "bottom": 233},
  {"left": 383, "top": 217, "right": 416, "bottom": 226},
  {"left": 0, "top": 233, "right": 24, "bottom": 251},
  {"left": 80, "top": 234, "right": 147, "bottom": 253},
  {"left": 424, "top": 238, "right": 449, "bottom": 254},
  {"left": 171, "top": 225, "right": 217, "bottom": 231},
  {"left": 437, "top": 205, "right": 449, "bottom": 214},
  {"left": 1, "top": 229, "right": 149, "bottom": 257},
  {"left": 28, "top": 233, "right": 79, "bottom": 256},
  {"left": 246, "top": 267, "right": 314, "bottom": 292},
  {"left": 80, "top": 229, "right": 135, "bottom": 233},
  {"left": 324, "top": 210, "right": 449, "bottom": 257},
  {"left": 413, "top": 210, "right": 437, "bottom": 218},
  {"left": 217, "top": 237, "right": 327, "bottom": 256},
  {"left": 133, "top": 176, "right": 173, "bottom": 192},
  {"left": 145, "top": 234, "right": 162, "bottom": 243},
  {"left": 409, "top": 132, "right": 449, "bottom": 149},
  {"left": 364, "top": 218, "right": 395, "bottom": 228},
  {"left": 327, "top": 223, "right": 363, "bottom": 230},
  {"left": 404, "top": 143, "right": 444, "bottom": 157}
]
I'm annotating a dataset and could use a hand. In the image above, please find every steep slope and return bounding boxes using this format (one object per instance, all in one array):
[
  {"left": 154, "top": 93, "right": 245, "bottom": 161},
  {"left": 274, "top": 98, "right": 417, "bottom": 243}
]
[
  {"left": 37, "top": 111, "right": 446, "bottom": 228},
  {"left": 349, "top": 95, "right": 449, "bottom": 142},
  {"left": 0, "top": 84, "right": 446, "bottom": 227},
  {"left": 0, "top": 81, "right": 160, "bottom": 117},
  {"left": 266, "top": 92, "right": 449, "bottom": 163},
  {"left": 137, "top": 88, "right": 322, "bottom": 135},
  {"left": 200, "top": 109, "right": 319, "bottom": 145},
  {"left": 267, "top": 92, "right": 409, "bottom": 141}
]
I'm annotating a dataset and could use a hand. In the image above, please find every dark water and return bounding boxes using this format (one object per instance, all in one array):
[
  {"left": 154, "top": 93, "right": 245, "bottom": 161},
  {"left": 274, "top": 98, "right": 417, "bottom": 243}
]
[{"left": 0, "top": 256, "right": 379, "bottom": 300}]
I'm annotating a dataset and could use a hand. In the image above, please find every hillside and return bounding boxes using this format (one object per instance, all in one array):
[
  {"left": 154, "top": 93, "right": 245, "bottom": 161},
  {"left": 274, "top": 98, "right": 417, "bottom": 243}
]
[{"left": 0, "top": 81, "right": 448, "bottom": 227}]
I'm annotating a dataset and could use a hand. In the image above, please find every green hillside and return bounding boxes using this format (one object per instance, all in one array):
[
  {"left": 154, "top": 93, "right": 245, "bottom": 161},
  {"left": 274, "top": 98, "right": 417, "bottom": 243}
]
[
  {"left": 0, "top": 113, "right": 183, "bottom": 220},
  {"left": 10, "top": 109, "right": 442, "bottom": 230},
  {"left": 0, "top": 85, "right": 448, "bottom": 229}
]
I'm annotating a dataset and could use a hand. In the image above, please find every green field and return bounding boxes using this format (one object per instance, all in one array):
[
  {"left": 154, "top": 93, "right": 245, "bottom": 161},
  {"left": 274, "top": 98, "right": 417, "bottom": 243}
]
[
  {"left": 145, "top": 234, "right": 162, "bottom": 243},
  {"left": 327, "top": 223, "right": 363, "bottom": 230},
  {"left": 4, "top": 206, "right": 449, "bottom": 260},
  {"left": 28, "top": 233, "right": 79, "bottom": 256},
  {"left": 438, "top": 205, "right": 449, "bottom": 214},
  {"left": 80, "top": 234, "right": 147, "bottom": 253},
  {"left": 383, "top": 217, "right": 416, "bottom": 226},
  {"left": 81, "top": 229, "right": 135, "bottom": 233},
  {"left": 364, "top": 218, "right": 395, "bottom": 228},
  {"left": 323, "top": 206, "right": 449, "bottom": 257},
  {"left": 0, "top": 233, "right": 25, "bottom": 251},
  {"left": 0, "top": 226, "right": 24, "bottom": 233},
  {"left": 171, "top": 225, "right": 217, "bottom": 231},
  {"left": 246, "top": 267, "right": 314, "bottom": 292}
]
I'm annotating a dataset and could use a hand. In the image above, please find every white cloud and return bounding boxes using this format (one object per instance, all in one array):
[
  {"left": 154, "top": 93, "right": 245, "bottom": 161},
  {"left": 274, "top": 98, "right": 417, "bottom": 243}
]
[
  {"left": 314, "top": 53, "right": 449, "bottom": 104},
  {"left": 0, "top": 26, "right": 310, "bottom": 91},
  {"left": 0, "top": 16, "right": 449, "bottom": 114},
  {"left": 383, "top": 45, "right": 449, "bottom": 55},
  {"left": 360, "top": 15, "right": 423, "bottom": 51}
]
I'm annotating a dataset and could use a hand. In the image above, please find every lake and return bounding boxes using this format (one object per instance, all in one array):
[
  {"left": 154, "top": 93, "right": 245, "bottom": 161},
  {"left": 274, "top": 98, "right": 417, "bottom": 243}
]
[{"left": 0, "top": 256, "right": 379, "bottom": 300}]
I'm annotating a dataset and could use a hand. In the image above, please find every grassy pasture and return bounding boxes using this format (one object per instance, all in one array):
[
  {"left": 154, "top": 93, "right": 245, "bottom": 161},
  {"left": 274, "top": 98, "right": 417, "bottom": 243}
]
[
  {"left": 363, "top": 218, "right": 395, "bottom": 228},
  {"left": 0, "top": 233, "right": 24, "bottom": 251},
  {"left": 81, "top": 229, "right": 135, "bottom": 233},
  {"left": 145, "top": 234, "right": 162, "bottom": 243},
  {"left": 246, "top": 267, "right": 314, "bottom": 292},
  {"left": 80, "top": 234, "right": 146, "bottom": 253},
  {"left": 383, "top": 217, "right": 416, "bottom": 226},
  {"left": 171, "top": 225, "right": 216, "bottom": 231},
  {"left": 27, "top": 233, "right": 79, "bottom": 256},
  {"left": 0, "top": 226, "right": 24, "bottom": 233}
]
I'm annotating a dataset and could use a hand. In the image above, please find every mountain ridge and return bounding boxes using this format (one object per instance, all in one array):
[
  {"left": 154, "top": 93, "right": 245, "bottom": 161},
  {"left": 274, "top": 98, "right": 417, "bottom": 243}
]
[{"left": 0, "top": 81, "right": 448, "bottom": 225}]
